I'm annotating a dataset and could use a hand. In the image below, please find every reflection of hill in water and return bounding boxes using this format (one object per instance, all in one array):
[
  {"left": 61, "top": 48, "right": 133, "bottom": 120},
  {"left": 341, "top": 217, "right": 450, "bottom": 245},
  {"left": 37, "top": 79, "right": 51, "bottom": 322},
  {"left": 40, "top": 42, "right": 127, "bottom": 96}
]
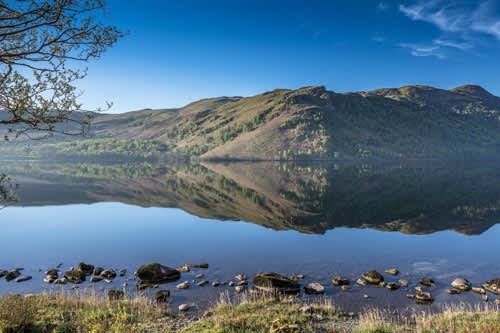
[{"left": 5, "top": 160, "right": 500, "bottom": 235}]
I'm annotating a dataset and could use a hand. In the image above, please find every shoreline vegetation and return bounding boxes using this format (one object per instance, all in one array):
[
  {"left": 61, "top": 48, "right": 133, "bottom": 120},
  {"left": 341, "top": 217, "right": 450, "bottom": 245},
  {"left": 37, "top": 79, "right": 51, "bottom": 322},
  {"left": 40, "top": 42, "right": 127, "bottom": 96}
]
[{"left": 0, "top": 292, "right": 499, "bottom": 332}]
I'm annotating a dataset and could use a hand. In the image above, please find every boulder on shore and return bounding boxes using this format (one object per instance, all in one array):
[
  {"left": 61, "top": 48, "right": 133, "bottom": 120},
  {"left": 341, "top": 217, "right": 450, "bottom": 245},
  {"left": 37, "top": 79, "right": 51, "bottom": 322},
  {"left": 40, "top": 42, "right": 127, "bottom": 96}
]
[
  {"left": 135, "top": 263, "right": 180, "bottom": 284},
  {"left": 252, "top": 272, "right": 300, "bottom": 294}
]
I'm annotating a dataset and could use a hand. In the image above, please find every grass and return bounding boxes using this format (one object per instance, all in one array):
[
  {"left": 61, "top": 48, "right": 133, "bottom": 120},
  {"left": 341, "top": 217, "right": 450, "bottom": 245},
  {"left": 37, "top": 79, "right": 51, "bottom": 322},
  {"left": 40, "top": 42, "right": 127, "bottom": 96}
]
[{"left": 0, "top": 292, "right": 499, "bottom": 332}]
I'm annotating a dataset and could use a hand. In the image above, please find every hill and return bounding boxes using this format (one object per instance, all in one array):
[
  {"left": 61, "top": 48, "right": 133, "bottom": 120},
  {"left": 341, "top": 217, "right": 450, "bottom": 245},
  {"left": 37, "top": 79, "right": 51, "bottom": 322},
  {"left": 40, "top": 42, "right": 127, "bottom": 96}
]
[{"left": 4, "top": 84, "right": 500, "bottom": 160}]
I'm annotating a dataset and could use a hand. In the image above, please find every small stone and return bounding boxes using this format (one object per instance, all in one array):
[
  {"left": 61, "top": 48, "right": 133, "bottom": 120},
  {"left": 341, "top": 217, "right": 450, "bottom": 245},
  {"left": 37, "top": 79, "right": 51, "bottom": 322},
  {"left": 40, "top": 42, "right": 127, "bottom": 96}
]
[
  {"left": 212, "top": 280, "right": 221, "bottom": 287},
  {"left": 363, "top": 294, "right": 369, "bottom": 299},
  {"left": 451, "top": 278, "right": 471, "bottom": 291},
  {"left": 136, "top": 280, "right": 158, "bottom": 290},
  {"left": 304, "top": 282, "right": 325, "bottom": 295},
  {"left": 290, "top": 274, "right": 305, "bottom": 280},
  {"left": 228, "top": 281, "right": 235, "bottom": 287},
  {"left": 398, "top": 279, "right": 409, "bottom": 288},
  {"left": 237, "top": 280, "right": 248, "bottom": 286},
  {"left": 195, "top": 273, "right": 204, "bottom": 279},
  {"left": 415, "top": 286, "right": 424, "bottom": 293},
  {"left": 100, "top": 269, "right": 117, "bottom": 282},
  {"left": 176, "top": 281, "right": 190, "bottom": 289},
  {"left": 235, "top": 274, "right": 247, "bottom": 281},
  {"left": 178, "top": 303, "right": 193, "bottom": 312},
  {"left": 155, "top": 290, "right": 170, "bottom": 303},
  {"left": 235, "top": 285, "right": 246, "bottom": 293},
  {"left": 384, "top": 268, "right": 399, "bottom": 276},
  {"left": 194, "top": 263, "right": 209, "bottom": 269},
  {"left": 472, "top": 287, "right": 486, "bottom": 295},
  {"left": 332, "top": 276, "right": 349, "bottom": 286},
  {"left": 16, "top": 276, "right": 32, "bottom": 283},
  {"left": 107, "top": 290, "right": 124, "bottom": 301},
  {"left": 406, "top": 294, "right": 415, "bottom": 299},
  {"left": 5, "top": 270, "right": 21, "bottom": 282},
  {"left": 197, "top": 280, "right": 209, "bottom": 287},
  {"left": 177, "top": 265, "right": 190, "bottom": 273},
  {"left": 299, "top": 305, "right": 312, "bottom": 313},
  {"left": 361, "top": 270, "right": 384, "bottom": 285},
  {"left": 416, "top": 291, "right": 434, "bottom": 304},
  {"left": 90, "top": 276, "right": 103, "bottom": 283},
  {"left": 386, "top": 282, "right": 399, "bottom": 291},
  {"left": 119, "top": 269, "right": 127, "bottom": 277},
  {"left": 420, "top": 277, "right": 435, "bottom": 287},
  {"left": 54, "top": 278, "right": 67, "bottom": 285}
]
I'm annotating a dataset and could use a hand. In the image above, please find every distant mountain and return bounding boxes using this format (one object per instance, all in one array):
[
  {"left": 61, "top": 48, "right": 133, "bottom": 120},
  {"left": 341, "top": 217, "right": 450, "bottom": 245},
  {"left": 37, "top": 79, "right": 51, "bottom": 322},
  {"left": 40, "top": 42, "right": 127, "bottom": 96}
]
[
  {"left": 3, "top": 84, "right": 500, "bottom": 160},
  {"left": 81, "top": 84, "right": 500, "bottom": 160}
]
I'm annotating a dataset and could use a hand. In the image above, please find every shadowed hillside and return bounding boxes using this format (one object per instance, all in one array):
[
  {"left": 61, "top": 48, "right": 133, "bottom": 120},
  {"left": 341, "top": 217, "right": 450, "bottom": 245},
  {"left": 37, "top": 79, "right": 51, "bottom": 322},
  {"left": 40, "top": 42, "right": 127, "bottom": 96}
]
[{"left": 4, "top": 160, "right": 500, "bottom": 235}]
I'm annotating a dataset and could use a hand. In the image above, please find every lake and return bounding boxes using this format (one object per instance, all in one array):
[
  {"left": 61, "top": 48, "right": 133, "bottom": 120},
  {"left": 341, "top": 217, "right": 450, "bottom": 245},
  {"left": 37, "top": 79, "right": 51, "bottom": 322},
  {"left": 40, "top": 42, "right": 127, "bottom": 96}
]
[{"left": 1, "top": 159, "right": 499, "bottom": 313}]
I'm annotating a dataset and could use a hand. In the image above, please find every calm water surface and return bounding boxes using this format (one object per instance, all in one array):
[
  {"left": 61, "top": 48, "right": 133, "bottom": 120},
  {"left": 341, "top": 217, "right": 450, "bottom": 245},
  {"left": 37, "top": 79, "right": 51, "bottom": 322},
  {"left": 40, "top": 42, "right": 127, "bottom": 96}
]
[{"left": 1, "top": 160, "right": 499, "bottom": 312}]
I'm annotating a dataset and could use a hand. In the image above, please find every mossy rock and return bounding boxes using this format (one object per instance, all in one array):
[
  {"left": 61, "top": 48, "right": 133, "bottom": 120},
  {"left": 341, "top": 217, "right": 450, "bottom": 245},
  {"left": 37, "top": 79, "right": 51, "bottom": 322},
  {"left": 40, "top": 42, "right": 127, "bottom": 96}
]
[
  {"left": 252, "top": 272, "right": 300, "bottom": 294},
  {"left": 483, "top": 279, "right": 500, "bottom": 295},
  {"left": 135, "top": 263, "right": 180, "bottom": 284}
]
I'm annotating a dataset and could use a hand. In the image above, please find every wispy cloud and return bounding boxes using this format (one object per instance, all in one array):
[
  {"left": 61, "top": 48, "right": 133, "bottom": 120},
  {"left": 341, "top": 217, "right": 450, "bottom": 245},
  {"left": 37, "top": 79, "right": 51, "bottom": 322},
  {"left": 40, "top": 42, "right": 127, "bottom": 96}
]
[
  {"left": 399, "top": 43, "right": 446, "bottom": 58},
  {"left": 398, "top": 0, "right": 500, "bottom": 57}
]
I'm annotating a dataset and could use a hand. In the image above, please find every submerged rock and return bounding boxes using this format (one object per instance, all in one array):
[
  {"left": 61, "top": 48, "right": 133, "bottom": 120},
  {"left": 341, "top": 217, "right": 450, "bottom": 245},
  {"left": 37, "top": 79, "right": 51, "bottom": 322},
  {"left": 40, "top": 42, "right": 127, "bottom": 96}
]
[
  {"left": 332, "top": 276, "right": 349, "bottom": 286},
  {"left": 176, "top": 281, "right": 190, "bottom": 289},
  {"left": 119, "top": 269, "right": 127, "bottom": 277},
  {"left": 101, "top": 269, "right": 117, "bottom": 282},
  {"left": 212, "top": 280, "right": 221, "bottom": 287},
  {"left": 136, "top": 263, "right": 180, "bottom": 284},
  {"left": 93, "top": 267, "right": 104, "bottom": 276},
  {"left": 155, "top": 290, "right": 170, "bottom": 303},
  {"left": 197, "top": 280, "right": 209, "bottom": 287},
  {"left": 447, "top": 288, "right": 461, "bottom": 295},
  {"left": 451, "top": 278, "right": 471, "bottom": 291},
  {"left": 304, "top": 282, "right": 325, "bottom": 294},
  {"left": 398, "top": 279, "right": 409, "bottom": 288},
  {"left": 252, "top": 272, "right": 300, "bottom": 294},
  {"left": 136, "top": 280, "right": 158, "bottom": 290},
  {"left": 483, "top": 279, "right": 500, "bottom": 295},
  {"left": 0, "top": 270, "right": 7, "bottom": 278},
  {"left": 386, "top": 282, "right": 399, "bottom": 291},
  {"left": 361, "top": 271, "right": 384, "bottom": 285},
  {"left": 90, "top": 276, "right": 103, "bottom": 283},
  {"left": 5, "top": 270, "right": 21, "bottom": 282},
  {"left": 44, "top": 269, "right": 59, "bottom": 284}
]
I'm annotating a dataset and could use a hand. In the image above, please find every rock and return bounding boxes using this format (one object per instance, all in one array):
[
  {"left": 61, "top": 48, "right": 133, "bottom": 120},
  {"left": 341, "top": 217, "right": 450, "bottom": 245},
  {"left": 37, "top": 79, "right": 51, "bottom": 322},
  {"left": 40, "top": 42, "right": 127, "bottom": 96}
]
[
  {"left": 304, "top": 282, "right": 325, "bottom": 294},
  {"left": 100, "top": 269, "right": 117, "bottom": 282},
  {"left": 44, "top": 269, "right": 59, "bottom": 283},
  {"left": 54, "top": 278, "right": 67, "bottom": 285},
  {"left": 332, "top": 276, "right": 349, "bottom": 286},
  {"left": 228, "top": 281, "right": 235, "bottom": 287},
  {"left": 341, "top": 285, "right": 350, "bottom": 291},
  {"left": 135, "top": 263, "right": 181, "bottom": 284},
  {"left": 178, "top": 303, "right": 192, "bottom": 312},
  {"left": 212, "top": 280, "right": 221, "bottom": 287},
  {"left": 290, "top": 274, "right": 305, "bottom": 280},
  {"left": 447, "top": 288, "right": 461, "bottom": 295},
  {"left": 384, "top": 268, "right": 399, "bottom": 276},
  {"left": 483, "top": 279, "right": 500, "bottom": 295},
  {"left": 235, "top": 274, "right": 247, "bottom": 281},
  {"left": 235, "top": 285, "right": 246, "bottom": 293},
  {"left": 136, "top": 280, "right": 158, "bottom": 290},
  {"left": 237, "top": 280, "right": 248, "bottom": 286},
  {"left": 420, "top": 277, "right": 435, "bottom": 287},
  {"left": 481, "top": 294, "right": 488, "bottom": 302},
  {"left": 155, "top": 290, "right": 170, "bottom": 303},
  {"left": 188, "top": 263, "right": 209, "bottom": 269},
  {"left": 252, "top": 272, "right": 300, "bottom": 294},
  {"left": 379, "top": 281, "right": 386, "bottom": 287},
  {"left": 177, "top": 265, "right": 190, "bottom": 273},
  {"left": 299, "top": 305, "right": 312, "bottom": 313},
  {"left": 363, "top": 294, "right": 369, "bottom": 299},
  {"left": 451, "top": 278, "right": 471, "bottom": 291},
  {"left": 119, "top": 269, "right": 127, "bottom": 277},
  {"left": 176, "top": 281, "right": 190, "bottom": 289},
  {"left": 93, "top": 267, "right": 104, "bottom": 276},
  {"left": 416, "top": 291, "right": 434, "bottom": 304},
  {"left": 64, "top": 269, "right": 86, "bottom": 284},
  {"left": 406, "top": 294, "right": 415, "bottom": 299},
  {"left": 0, "top": 270, "right": 7, "bottom": 278},
  {"left": 361, "top": 270, "right": 384, "bottom": 285},
  {"left": 415, "top": 286, "right": 424, "bottom": 293},
  {"left": 356, "top": 278, "right": 367, "bottom": 286},
  {"left": 77, "top": 262, "right": 94, "bottom": 276},
  {"left": 90, "top": 276, "right": 103, "bottom": 283},
  {"left": 5, "top": 270, "right": 21, "bottom": 282},
  {"left": 472, "top": 287, "right": 486, "bottom": 295},
  {"left": 16, "top": 276, "right": 32, "bottom": 283},
  {"left": 386, "top": 282, "right": 400, "bottom": 291},
  {"left": 197, "top": 280, "right": 209, "bottom": 287},
  {"left": 398, "top": 279, "right": 409, "bottom": 288},
  {"left": 107, "top": 290, "right": 124, "bottom": 301},
  {"left": 195, "top": 273, "right": 204, "bottom": 279}
]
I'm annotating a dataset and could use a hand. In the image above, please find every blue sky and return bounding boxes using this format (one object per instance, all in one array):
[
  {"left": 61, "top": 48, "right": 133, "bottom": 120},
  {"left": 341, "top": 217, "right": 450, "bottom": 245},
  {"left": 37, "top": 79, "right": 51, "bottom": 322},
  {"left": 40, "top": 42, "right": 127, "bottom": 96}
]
[{"left": 79, "top": 0, "right": 500, "bottom": 113}]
